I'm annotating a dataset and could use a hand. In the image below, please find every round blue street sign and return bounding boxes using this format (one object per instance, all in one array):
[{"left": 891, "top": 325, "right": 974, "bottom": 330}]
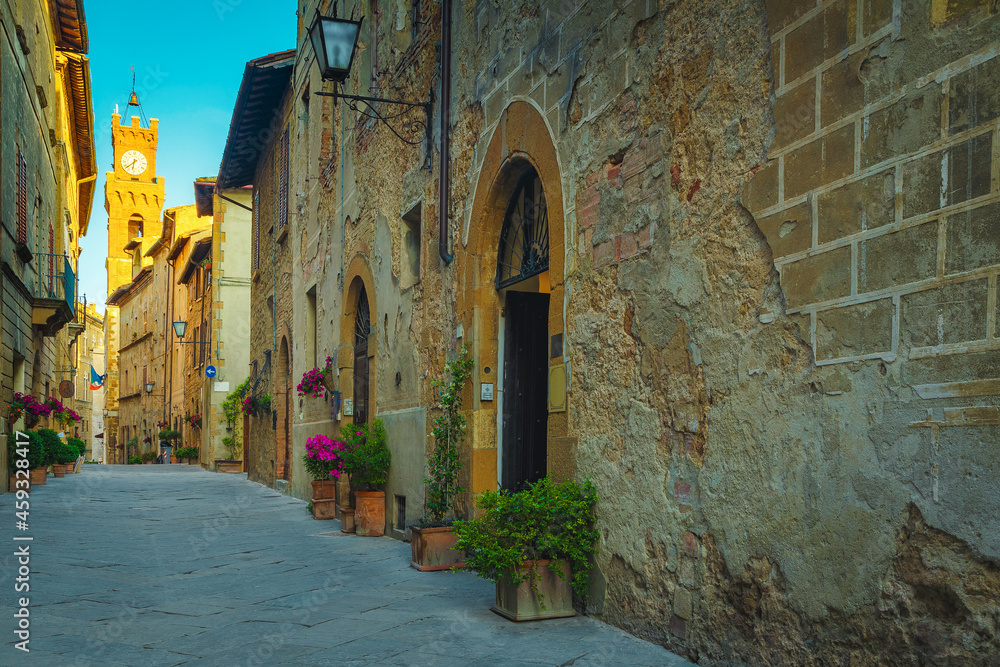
[{"left": 205, "top": 365, "right": 217, "bottom": 378}]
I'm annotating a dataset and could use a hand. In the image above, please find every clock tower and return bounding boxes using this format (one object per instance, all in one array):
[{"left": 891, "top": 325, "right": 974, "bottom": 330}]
[{"left": 104, "top": 113, "right": 165, "bottom": 296}]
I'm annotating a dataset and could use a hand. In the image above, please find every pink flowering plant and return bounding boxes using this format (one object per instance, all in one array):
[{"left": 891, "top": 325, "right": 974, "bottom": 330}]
[
  {"left": 187, "top": 413, "right": 202, "bottom": 429},
  {"left": 9, "top": 392, "right": 51, "bottom": 424},
  {"left": 46, "top": 398, "right": 80, "bottom": 427},
  {"left": 302, "top": 433, "right": 347, "bottom": 481},
  {"left": 297, "top": 356, "right": 334, "bottom": 398}
]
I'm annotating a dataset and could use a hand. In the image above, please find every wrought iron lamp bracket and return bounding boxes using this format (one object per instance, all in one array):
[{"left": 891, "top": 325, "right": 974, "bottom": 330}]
[{"left": 315, "top": 85, "right": 432, "bottom": 164}]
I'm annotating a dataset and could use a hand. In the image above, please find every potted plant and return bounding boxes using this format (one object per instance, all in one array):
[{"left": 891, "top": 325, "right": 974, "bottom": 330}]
[
  {"left": 187, "top": 413, "right": 202, "bottom": 429},
  {"left": 7, "top": 431, "right": 44, "bottom": 490},
  {"left": 141, "top": 451, "right": 157, "bottom": 465},
  {"left": 67, "top": 436, "right": 86, "bottom": 473},
  {"left": 127, "top": 436, "right": 140, "bottom": 461},
  {"left": 142, "top": 435, "right": 152, "bottom": 445},
  {"left": 128, "top": 455, "right": 142, "bottom": 465},
  {"left": 216, "top": 435, "right": 242, "bottom": 473},
  {"left": 37, "top": 429, "right": 62, "bottom": 479},
  {"left": 342, "top": 419, "right": 391, "bottom": 536},
  {"left": 175, "top": 446, "right": 199, "bottom": 464},
  {"left": 51, "top": 440, "right": 78, "bottom": 478},
  {"left": 412, "top": 349, "right": 474, "bottom": 571},
  {"left": 453, "top": 477, "right": 599, "bottom": 622},
  {"left": 303, "top": 433, "right": 347, "bottom": 520},
  {"left": 10, "top": 392, "right": 51, "bottom": 429},
  {"left": 298, "top": 356, "right": 335, "bottom": 397}
]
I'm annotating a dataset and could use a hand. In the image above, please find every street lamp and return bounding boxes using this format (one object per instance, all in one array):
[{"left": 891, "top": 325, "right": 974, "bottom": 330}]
[
  {"left": 308, "top": 10, "right": 431, "bottom": 154},
  {"left": 308, "top": 13, "right": 361, "bottom": 83},
  {"left": 172, "top": 320, "right": 187, "bottom": 339},
  {"left": 145, "top": 382, "right": 154, "bottom": 394}
]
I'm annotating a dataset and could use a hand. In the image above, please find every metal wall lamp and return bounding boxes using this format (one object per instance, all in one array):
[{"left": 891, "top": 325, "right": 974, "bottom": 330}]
[
  {"left": 308, "top": 10, "right": 432, "bottom": 157},
  {"left": 172, "top": 320, "right": 211, "bottom": 348}
]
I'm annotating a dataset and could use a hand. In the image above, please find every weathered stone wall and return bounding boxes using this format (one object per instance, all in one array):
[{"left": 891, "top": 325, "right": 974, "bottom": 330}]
[
  {"left": 286, "top": 0, "right": 443, "bottom": 523},
  {"left": 448, "top": 0, "right": 1000, "bottom": 664},
  {"left": 248, "top": 95, "right": 295, "bottom": 486}
]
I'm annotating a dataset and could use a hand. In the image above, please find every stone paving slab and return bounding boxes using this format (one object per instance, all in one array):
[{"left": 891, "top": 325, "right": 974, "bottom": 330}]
[{"left": 1, "top": 465, "right": 695, "bottom": 666}]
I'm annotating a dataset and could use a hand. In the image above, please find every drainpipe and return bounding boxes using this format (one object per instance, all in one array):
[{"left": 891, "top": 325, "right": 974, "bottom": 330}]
[{"left": 438, "top": 0, "right": 453, "bottom": 264}]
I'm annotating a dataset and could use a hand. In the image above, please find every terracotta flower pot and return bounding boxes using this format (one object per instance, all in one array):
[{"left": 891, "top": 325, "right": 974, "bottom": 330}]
[
  {"left": 9, "top": 474, "right": 29, "bottom": 491},
  {"left": 170, "top": 455, "right": 178, "bottom": 464},
  {"left": 492, "top": 559, "right": 576, "bottom": 622},
  {"left": 311, "top": 498, "right": 338, "bottom": 520},
  {"left": 411, "top": 525, "right": 465, "bottom": 571},
  {"left": 311, "top": 480, "right": 338, "bottom": 500},
  {"left": 354, "top": 491, "right": 385, "bottom": 537},
  {"left": 30, "top": 468, "right": 46, "bottom": 485},
  {"left": 53, "top": 464, "right": 66, "bottom": 478},
  {"left": 215, "top": 460, "right": 243, "bottom": 473},
  {"left": 339, "top": 506, "right": 356, "bottom": 534}
]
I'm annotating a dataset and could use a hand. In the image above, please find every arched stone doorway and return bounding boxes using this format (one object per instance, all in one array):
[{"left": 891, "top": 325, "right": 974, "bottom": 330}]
[
  {"left": 461, "top": 100, "right": 570, "bottom": 496},
  {"left": 276, "top": 336, "right": 291, "bottom": 481},
  {"left": 497, "top": 166, "right": 551, "bottom": 490}
]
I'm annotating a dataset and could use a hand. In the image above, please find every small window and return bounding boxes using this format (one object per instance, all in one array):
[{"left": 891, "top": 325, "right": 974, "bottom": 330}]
[
  {"left": 16, "top": 146, "right": 28, "bottom": 244},
  {"left": 402, "top": 203, "right": 421, "bottom": 288}
]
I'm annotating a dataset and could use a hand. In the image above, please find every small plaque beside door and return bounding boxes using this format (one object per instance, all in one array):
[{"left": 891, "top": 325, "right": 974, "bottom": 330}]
[
  {"left": 480, "top": 383, "right": 494, "bottom": 401},
  {"left": 343, "top": 398, "right": 354, "bottom": 416},
  {"left": 548, "top": 364, "right": 567, "bottom": 413}
]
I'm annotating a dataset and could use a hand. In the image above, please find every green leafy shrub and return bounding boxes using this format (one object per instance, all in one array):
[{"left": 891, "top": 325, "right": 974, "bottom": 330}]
[
  {"left": 221, "top": 435, "right": 241, "bottom": 460},
  {"left": 53, "top": 440, "right": 78, "bottom": 465},
  {"left": 128, "top": 455, "right": 142, "bottom": 465},
  {"left": 453, "top": 477, "right": 600, "bottom": 603},
  {"left": 158, "top": 429, "right": 181, "bottom": 443},
  {"left": 140, "top": 451, "right": 157, "bottom": 463},
  {"left": 67, "top": 436, "right": 86, "bottom": 458},
  {"left": 37, "top": 429, "right": 62, "bottom": 467},
  {"left": 425, "top": 348, "right": 474, "bottom": 524},
  {"left": 175, "top": 446, "right": 199, "bottom": 460},
  {"left": 341, "top": 419, "right": 390, "bottom": 490},
  {"left": 7, "top": 431, "right": 44, "bottom": 472}
]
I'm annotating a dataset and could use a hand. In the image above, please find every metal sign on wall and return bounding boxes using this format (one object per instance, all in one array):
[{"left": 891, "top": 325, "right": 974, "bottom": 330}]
[{"left": 59, "top": 380, "right": 74, "bottom": 398}]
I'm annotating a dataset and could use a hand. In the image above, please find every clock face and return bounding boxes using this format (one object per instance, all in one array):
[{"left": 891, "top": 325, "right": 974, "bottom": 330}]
[{"left": 121, "top": 150, "right": 148, "bottom": 176}]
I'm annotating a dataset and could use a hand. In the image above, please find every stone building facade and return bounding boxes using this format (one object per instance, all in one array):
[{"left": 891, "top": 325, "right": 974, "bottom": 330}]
[
  {"left": 73, "top": 301, "right": 103, "bottom": 456},
  {"left": 107, "top": 264, "right": 159, "bottom": 457},
  {"left": 230, "top": 0, "right": 1000, "bottom": 663},
  {"left": 193, "top": 181, "right": 252, "bottom": 468},
  {"left": 218, "top": 50, "right": 296, "bottom": 482},
  {"left": 1, "top": 0, "right": 95, "bottom": 485},
  {"left": 102, "top": 111, "right": 165, "bottom": 461}
]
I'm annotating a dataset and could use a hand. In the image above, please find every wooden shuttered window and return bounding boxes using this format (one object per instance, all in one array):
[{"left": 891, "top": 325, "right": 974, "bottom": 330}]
[
  {"left": 278, "top": 128, "right": 289, "bottom": 232},
  {"left": 16, "top": 146, "right": 28, "bottom": 244},
  {"left": 252, "top": 189, "right": 260, "bottom": 272}
]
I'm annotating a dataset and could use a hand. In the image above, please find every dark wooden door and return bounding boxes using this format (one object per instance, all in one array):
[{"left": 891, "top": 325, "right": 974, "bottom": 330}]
[
  {"left": 501, "top": 291, "right": 549, "bottom": 491},
  {"left": 353, "top": 286, "right": 371, "bottom": 426}
]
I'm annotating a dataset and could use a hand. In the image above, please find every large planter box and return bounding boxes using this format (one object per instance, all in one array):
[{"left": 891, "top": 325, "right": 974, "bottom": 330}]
[
  {"left": 52, "top": 464, "right": 67, "bottom": 478},
  {"left": 9, "top": 474, "right": 29, "bottom": 491},
  {"left": 492, "top": 559, "right": 576, "bottom": 622},
  {"left": 411, "top": 525, "right": 465, "bottom": 571},
  {"left": 311, "top": 480, "right": 337, "bottom": 500},
  {"left": 30, "top": 468, "right": 46, "bottom": 485},
  {"left": 354, "top": 491, "right": 385, "bottom": 537},
  {"left": 215, "top": 460, "right": 242, "bottom": 473},
  {"left": 339, "top": 506, "right": 356, "bottom": 533},
  {"left": 311, "top": 498, "right": 338, "bottom": 520}
]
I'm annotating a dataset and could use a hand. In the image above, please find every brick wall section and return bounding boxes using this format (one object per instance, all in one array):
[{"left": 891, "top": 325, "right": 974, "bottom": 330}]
[
  {"left": 745, "top": 0, "right": 1000, "bottom": 365},
  {"left": 248, "top": 100, "right": 294, "bottom": 485}
]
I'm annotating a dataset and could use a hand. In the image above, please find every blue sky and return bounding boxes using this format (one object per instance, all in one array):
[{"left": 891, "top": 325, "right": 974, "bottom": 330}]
[{"left": 78, "top": 0, "right": 295, "bottom": 311}]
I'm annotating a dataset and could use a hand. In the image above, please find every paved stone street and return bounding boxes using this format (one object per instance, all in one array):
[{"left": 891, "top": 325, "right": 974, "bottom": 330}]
[{"left": 2, "top": 466, "right": 693, "bottom": 666}]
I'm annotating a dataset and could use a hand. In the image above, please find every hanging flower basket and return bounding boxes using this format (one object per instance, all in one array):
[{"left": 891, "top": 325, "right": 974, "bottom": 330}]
[
  {"left": 298, "top": 356, "right": 335, "bottom": 397},
  {"left": 187, "top": 413, "right": 202, "bottom": 429}
]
